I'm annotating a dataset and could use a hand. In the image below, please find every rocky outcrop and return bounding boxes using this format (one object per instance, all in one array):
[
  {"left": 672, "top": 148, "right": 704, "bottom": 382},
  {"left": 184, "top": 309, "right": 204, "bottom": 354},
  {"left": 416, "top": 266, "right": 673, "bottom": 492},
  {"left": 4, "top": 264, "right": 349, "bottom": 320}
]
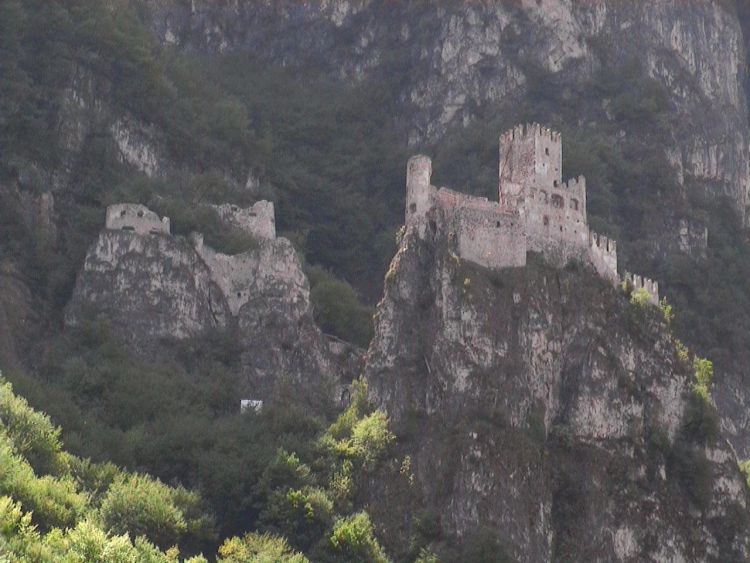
[
  {"left": 363, "top": 228, "right": 750, "bottom": 562},
  {"left": 65, "top": 229, "right": 230, "bottom": 345},
  {"left": 65, "top": 206, "right": 342, "bottom": 403}
]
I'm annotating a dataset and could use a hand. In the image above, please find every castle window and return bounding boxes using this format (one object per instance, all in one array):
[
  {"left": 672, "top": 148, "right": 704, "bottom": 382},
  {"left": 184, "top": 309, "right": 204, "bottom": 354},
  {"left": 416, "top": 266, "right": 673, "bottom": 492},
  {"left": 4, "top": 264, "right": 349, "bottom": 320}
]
[
  {"left": 551, "top": 194, "right": 564, "bottom": 209},
  {"left": 545, "top": 147, "right": 549, "bottom": 156},
  {"left": 571, "top": 198, "right": 579, "bottom": 211},
  {"left": 410, "top": 203, "right": 417, "bottom": 213},
  {"left": 122, "top": 226, "right": 135, "bottom": 231},
  {"left": 137, "top": 210, "right": 144, "bottom": 217},
  {"left": 496, "top": 221, "right": 501, "bottom": 228},
  {"left": 540, "top": 190, "right": 548, "bottom": 203},
  {"left": 530, "top": 188, "right": 537, "bottom": 199},
  {"left": 120, "top": 210, "right": 126, "bottom": 218},
  {"left": 553, "top": 180, "right": 559, "bottom": 187},
  {"left": 543, "top": 216, "right": 549, "bottom": 227}
]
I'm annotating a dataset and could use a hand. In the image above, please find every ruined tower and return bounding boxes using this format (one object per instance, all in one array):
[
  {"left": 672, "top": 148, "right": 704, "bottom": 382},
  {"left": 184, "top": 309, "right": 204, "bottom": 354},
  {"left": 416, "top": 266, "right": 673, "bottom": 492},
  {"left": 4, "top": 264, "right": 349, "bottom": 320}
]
[{"left": 405, "top": 155, "right": 433, "bottom": 237}]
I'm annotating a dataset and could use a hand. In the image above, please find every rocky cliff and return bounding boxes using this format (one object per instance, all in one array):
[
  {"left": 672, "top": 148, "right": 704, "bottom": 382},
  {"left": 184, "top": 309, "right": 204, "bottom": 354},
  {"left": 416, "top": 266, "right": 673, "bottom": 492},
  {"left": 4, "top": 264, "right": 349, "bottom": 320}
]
[
  {"left": 65, "top": 212, "right": 345, "bottom": 404},
  {"left": 363, "top": 227, "right": 750, "bottom": 562},
  {"left": 145, "top": 0, "right": 748, "bottom": 214}
]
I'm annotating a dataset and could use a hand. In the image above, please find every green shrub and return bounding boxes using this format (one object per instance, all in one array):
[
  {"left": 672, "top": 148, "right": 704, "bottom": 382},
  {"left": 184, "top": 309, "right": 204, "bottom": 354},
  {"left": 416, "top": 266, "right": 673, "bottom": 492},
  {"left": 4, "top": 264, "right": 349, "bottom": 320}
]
[
  {"left": 0, "top": 438, "right": 86, "bottom": 531},
  {"left": 461, "top": 527, "right": 513, "bottom": 563},
  {"left": 308, "top": 266, "right": 374, "bottom": 348},
  {"left": 408, "top": 511, "right": 443, "bottom": 560},
  {"left": 691, "top": 357, "right": 713, "bottom": 403},
  {"left": 99, "top": 473, "right": 188, "bottom": 548},
  {"left": 0, "top": 380, "right": 64, "bottom": 476},
  {"left": 739, "top": 460, "right": 750, "bottom": 492},
  {"left": 217, "top": 532, "right": 309, "bottom": 563},
  {"left": 259, "top": 486, "right": 334, "bottom": 552},
  {"left": 328, "top": 512, "right": 389, "bottom": 563}
]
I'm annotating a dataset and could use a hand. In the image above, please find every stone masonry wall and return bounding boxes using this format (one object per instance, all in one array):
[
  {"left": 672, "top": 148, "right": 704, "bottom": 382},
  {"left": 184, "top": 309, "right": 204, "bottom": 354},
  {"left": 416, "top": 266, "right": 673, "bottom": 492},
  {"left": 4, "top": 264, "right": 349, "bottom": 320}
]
[
  {"left": 433, "top": 187, "right": 526, "bottom": 270},
  {"left": 499, "top": 124, "right": 562, "bottom": 207},
  {"left": 524, "top": 178, "right": 588, "bottom": 267},
  {"left": 192, "top": 233, "right": 255, "bottom": 316},
  {"left": 589, "top": 233, "right": 619, "bottom": 283},
  {"left": 405, "top": 155, "right": 434, "bottom": 237},
  {"left": 212, "top": 200, "right": 276, "bottom": 239},
  {"left": 105, "top": 203, "right": 170, "bottom": 235}
]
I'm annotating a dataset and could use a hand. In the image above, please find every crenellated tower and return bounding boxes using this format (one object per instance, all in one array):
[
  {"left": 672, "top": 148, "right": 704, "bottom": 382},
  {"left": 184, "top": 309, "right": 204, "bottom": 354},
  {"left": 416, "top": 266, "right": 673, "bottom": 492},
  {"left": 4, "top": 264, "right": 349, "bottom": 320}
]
[{"left": 498, "top": 123, "right": 562, "bottom": 208}]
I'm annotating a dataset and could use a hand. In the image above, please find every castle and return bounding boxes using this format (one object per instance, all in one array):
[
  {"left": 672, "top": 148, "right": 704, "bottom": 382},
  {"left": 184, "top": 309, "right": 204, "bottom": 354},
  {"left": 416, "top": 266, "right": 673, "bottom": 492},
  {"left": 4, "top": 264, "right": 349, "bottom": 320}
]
[
  {"left": 105, "top": 200, "right": 276, "bottom": 240},
  {"left": 105, "top": 200, "right": 280, "bottom": 316},
  {"left": 406, "top": 124, "right": 659, "bottom": 302}
]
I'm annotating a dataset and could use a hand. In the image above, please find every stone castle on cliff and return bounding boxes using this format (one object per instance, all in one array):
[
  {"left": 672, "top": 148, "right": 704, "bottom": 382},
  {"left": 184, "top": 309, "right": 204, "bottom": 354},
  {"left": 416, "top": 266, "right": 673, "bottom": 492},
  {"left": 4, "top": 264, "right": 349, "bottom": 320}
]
[{"left": 406, "top": 124, "right": 659, "bottom": 302}]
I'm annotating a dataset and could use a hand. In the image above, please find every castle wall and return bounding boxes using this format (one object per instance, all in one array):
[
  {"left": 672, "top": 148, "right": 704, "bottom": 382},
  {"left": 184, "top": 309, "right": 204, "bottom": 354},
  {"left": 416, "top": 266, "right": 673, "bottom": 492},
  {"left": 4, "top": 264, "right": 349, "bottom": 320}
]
[
  {"left": 589, "top": 232, "right": 619, "bottom": 282},
  {"left": 105, "top": 203, "right": 170, "bottom": 235},
  {"left": 453, "top": 205, "right": 526, "bottom": 270},
  {"left": 432, "top": 187, "right": 526, "bottom": 269},
  {"left": 624, "top": 272, "right": 659, "bottom": 304},
  {"left": 212, "top": 200, "right": 276, "bottom": 239},
  {"left": 193, "top": 237, "right": 257, "bottom": 315},
  {"left": 524, "top": 179, "right": 588, "bottom": 267}
]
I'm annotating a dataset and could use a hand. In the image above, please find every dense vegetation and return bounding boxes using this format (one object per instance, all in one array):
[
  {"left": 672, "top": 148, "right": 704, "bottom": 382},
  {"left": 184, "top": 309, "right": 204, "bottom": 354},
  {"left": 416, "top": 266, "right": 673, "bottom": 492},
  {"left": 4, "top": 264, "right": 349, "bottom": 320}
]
[{"left": 0, "top": 373, "right": 398, "bottom": 561}]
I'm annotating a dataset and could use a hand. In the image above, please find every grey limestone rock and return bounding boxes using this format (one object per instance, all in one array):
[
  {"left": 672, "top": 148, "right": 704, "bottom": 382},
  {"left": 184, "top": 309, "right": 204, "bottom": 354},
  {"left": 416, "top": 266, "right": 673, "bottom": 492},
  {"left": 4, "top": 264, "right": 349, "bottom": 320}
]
[{"left": 363, "top": 227, "right": 750, "bottom": 562}]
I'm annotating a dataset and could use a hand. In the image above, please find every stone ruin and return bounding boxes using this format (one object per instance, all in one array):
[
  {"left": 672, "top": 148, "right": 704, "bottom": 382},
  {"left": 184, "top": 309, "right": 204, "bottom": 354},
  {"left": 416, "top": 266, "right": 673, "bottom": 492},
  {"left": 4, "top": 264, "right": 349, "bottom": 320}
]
[
  {"left": 106, "top": 203, "right": 170, "bottom": 235},
  {"left": 406, "top": 124, "right": 659, "bottom": 303},
  {"left": 211, "top": 200, "right": 276, "bottom": 240},
  {"left": 105, "top": 200, "right": 276, "bottom": 241},
  {"left": 105, "top": 200, "right": 282, "bottom": 317}
]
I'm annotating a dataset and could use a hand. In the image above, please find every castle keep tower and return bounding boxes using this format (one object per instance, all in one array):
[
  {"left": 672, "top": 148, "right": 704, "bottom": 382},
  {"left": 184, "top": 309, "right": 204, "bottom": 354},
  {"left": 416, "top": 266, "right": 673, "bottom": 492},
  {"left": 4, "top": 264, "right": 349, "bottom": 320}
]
[{"left": 498, "top": 124, "right": 562, "bottom": 207}]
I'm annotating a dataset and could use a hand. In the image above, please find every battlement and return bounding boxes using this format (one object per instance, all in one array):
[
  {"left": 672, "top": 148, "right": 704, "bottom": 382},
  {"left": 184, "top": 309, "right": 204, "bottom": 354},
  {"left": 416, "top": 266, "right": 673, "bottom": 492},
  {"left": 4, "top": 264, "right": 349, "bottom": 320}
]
[
  {"left": 498, "top": 123, "right": 562, "bottom": 145},
  {"left": 212, "top": 200, "right": 276, "bottom": 239},
  {"left": 588, "top": 231, "right": 618, "bottom": 281},
  {"left": 105, "top": 204, "right": 170, "bottom": 235},
  {"left": 623, "top": 272, "right": 660, "bottom": 304}
]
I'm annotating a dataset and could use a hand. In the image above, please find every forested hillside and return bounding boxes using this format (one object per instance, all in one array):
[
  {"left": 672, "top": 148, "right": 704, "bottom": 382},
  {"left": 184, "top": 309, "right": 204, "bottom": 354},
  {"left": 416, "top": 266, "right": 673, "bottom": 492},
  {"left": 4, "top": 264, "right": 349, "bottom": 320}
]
[{"left": 0, "top": 373, "right": 403, "bottom": 561}]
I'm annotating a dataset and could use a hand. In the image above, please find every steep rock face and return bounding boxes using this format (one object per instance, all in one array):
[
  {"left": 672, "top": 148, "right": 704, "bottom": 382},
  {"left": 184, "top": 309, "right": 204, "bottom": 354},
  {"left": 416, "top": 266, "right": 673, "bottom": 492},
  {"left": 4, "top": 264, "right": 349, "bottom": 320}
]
[
  {"left": 146, "top": 0, "right": 749, "bottom": 213},
  {"left": 363, "top": 228, "right": 750, "bottom": 562},
  {"left": 65, "top": 230, "right": 229, "bottom": 345},
  {"left": 65, "top": 225, "right": 339, "bottom": 401}
]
